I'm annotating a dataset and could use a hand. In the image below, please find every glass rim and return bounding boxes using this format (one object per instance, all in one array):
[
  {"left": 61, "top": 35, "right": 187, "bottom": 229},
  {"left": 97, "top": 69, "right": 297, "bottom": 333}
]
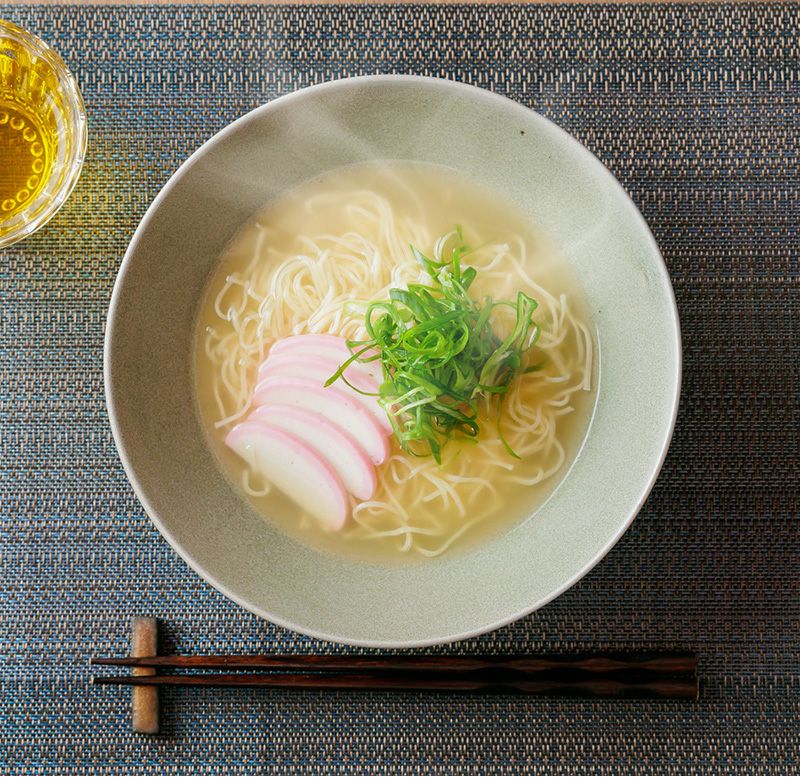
[{"left": 0, "top": 19, "right": 87, "bottom": 248}]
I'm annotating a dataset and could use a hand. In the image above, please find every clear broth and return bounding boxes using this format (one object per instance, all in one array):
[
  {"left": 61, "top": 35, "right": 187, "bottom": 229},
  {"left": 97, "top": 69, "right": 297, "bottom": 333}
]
[{"left": 194, "top": 163, "right": 595, "bottom": 564}]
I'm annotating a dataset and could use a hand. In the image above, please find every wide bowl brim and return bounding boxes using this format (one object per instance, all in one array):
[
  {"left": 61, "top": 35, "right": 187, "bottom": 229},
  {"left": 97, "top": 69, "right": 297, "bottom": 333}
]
[{"left": 105, "top": 75, "right": 681, "bottom": 647}]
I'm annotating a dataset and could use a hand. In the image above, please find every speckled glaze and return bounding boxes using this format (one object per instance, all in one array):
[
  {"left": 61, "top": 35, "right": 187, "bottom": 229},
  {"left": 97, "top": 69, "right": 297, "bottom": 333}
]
[{"left": 105, "top": 76, "right": 681, "bottom": 647}]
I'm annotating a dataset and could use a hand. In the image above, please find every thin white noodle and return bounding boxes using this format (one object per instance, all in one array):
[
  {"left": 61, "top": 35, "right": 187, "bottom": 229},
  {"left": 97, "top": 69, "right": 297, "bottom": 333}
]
[
  {"left": 242, "top": 469, "right": 272, "bottom": 498},
  {"left": 199, "top": 189, "right": 592, "bottom": 558}
]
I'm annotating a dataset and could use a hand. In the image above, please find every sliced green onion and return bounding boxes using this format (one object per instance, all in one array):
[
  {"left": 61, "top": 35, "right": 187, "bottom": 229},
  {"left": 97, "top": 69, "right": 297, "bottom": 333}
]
[{"left": 330, "top": 230, "right": 540, "bottom": 462}]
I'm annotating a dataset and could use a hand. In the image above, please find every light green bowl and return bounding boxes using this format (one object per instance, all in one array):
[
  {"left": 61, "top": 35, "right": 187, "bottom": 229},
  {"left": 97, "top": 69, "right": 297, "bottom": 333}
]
[{"left": 105, "top": 76, "right": 680, "bottom": 647}]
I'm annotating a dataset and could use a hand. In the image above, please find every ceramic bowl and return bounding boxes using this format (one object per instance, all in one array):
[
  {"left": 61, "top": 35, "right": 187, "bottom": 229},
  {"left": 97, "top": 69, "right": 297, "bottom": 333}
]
[{"left": 105, "top": 76, "right": 680, "bottom": 647}]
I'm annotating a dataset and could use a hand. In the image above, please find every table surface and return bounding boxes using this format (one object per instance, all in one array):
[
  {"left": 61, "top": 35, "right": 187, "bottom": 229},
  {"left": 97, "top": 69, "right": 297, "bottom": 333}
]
[
  {"left": 9, "top": 0, "right": 730, "bottom": 4},
  {"left": 1, "top": 3, "right": 799, "bottom": 775}
]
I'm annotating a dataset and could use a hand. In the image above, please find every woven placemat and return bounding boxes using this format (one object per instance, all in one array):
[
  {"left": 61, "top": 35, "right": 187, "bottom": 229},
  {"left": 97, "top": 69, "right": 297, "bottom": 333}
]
[{"left": 1, "top": 3, "right": 798, "bottom": 774}]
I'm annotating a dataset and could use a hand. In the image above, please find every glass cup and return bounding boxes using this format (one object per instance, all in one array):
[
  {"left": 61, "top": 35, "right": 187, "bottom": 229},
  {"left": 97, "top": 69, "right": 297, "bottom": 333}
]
[{"left": 0, "top": 20, "right": 86, "bottom": 247}]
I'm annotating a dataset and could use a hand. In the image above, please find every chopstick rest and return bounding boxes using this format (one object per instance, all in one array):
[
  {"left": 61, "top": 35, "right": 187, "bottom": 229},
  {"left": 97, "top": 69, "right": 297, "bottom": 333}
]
[{"left": 130, "top": 617, "right": 159, "bottom": 735}]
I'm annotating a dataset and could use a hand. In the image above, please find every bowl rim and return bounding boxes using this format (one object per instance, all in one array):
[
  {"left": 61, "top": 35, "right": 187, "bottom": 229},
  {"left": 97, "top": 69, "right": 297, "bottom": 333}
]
[{"left": 105, "top": 74, "right": 682, "bottom": 648}]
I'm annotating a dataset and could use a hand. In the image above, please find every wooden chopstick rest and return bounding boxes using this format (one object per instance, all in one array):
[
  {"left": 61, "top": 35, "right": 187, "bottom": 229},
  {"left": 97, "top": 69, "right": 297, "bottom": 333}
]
[{"left": 130, "top": 617, "right": 159, "bottom": 734}]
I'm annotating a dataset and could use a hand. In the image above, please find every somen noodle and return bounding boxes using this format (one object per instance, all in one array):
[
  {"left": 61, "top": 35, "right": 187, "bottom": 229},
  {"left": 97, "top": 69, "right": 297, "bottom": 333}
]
[{"left": 196, "top": 164, "right": 593, "bottom": 560}]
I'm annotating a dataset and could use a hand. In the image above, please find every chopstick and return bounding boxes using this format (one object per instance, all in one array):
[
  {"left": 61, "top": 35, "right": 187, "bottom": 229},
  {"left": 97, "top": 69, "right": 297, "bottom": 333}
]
[
  {"left": 92, "top": 651, "right": 698, "bottom": 700},
  {"left": 94, "top": 671, "right": 697, "bottom": 699},
  {"left": 91, "top": 651, "right": 696, "bottom": 675}
]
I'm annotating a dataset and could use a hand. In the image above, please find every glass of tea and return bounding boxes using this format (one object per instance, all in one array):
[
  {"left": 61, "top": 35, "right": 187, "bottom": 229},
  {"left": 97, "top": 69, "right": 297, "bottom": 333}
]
[{"left": 0, "top": 20, "right": 86, "bottom": 247}]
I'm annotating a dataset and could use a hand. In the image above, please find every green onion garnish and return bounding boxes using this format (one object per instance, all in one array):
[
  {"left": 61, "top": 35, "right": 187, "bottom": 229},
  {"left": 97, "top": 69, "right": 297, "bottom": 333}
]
[{"left": 326, "top": 228, "right": 540, "bottom": 463}]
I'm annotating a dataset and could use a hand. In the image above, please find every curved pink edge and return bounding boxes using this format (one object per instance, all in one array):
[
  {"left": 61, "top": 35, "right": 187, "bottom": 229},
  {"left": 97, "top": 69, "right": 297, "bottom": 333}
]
[
  {"left": 251, "top": 404, "right": 377, "bottom": 500},
  {"left": 257, "top": 352, "right": 380, "bottom": 395},
  {"left": 252, "top": 376, "right": 390, "bottom": 465},
  {"left": 271, "top": 334, "right": 350, "bottom": 354},
  {"left": 256, "top": 363, "right": 392, "bottom": 434},
  {"left": 224, "top": 421, "right": 348, "bottom": 531},
  {"left": 269, "top": 334, "right": 381, "bottom": 374}
]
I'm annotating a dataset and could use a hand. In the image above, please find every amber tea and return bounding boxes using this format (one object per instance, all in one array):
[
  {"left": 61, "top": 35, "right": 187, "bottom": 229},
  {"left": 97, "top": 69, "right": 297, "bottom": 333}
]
[
  {"left": 0, "top": 21, "right": 85, "bottom": 246},
  {"left": 0, "top": 42, "right": 57, "bottom": 218}
]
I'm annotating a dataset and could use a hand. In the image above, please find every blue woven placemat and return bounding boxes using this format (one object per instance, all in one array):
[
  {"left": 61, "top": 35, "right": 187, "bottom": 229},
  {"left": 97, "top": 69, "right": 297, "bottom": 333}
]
[{"left": 1, "top": 3, "right": 799, "bottom": 774}]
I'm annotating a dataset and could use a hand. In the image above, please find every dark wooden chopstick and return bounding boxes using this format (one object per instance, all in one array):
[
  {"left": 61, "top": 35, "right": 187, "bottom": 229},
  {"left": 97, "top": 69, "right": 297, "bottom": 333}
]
[
  {"left": 93, "top": 671, "right": 697, "bottom": 699},
  {"left": 92, "top": 651, "right": 696, "bottom": 675},
  {"left": 92, "top": 651, "right": 698, "bottom": 700}
]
